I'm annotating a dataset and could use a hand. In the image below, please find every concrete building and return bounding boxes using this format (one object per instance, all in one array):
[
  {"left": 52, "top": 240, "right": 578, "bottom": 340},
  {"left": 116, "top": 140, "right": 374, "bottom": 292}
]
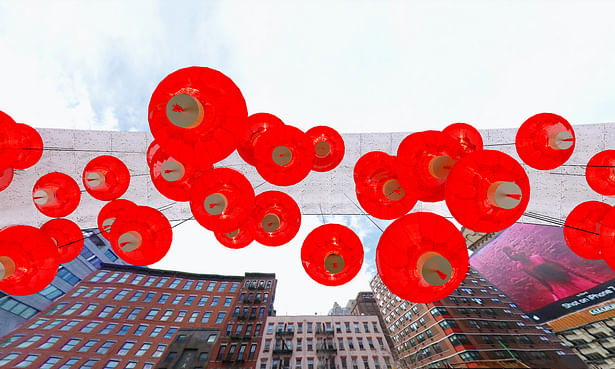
[
  {"left": 256, "top": 315, "right": 395, "bottom": 369},
  {"left": 370, "top": 269, "right": 587, "bottom": 369},
  {"left": 0, "top": 264, "right": 276, "bottom": 369},
  {"left": 328, "top": 302, "right": 352, "bottom": 316},
  {"left": 547, "top": 299, "right": 615, "bottom": 369},
  {"left": 0, "top": 230, "right": 126, "bottom": 338}
]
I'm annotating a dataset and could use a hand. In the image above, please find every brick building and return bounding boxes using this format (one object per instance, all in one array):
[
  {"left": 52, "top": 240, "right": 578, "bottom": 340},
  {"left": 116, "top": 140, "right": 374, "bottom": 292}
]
[
  {"left": 0, "top": 263, "right": 276, "bottom": 369},
  {"left": 256, "top": 315, "right": 395, "bottom": 369}
]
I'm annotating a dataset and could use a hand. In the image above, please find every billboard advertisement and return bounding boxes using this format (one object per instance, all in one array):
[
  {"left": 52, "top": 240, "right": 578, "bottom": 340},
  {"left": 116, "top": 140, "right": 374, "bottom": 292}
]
[{"left": 470, "top": 223, "right": 615, "bottom": 322}]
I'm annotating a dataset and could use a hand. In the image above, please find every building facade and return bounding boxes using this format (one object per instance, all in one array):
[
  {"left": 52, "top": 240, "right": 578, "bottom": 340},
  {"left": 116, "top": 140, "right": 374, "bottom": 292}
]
[
  {"left": 370, "top": 268, "right": 587, "bottom": 369},
  {"left": 0, "top": 230, "right": 126, "bottom": 338},
  {"left": 0, "top": 264, "right": 276, "bottom": 369},
  {"left": 256, "top": 315, "right": 395, "bottom": 369}
]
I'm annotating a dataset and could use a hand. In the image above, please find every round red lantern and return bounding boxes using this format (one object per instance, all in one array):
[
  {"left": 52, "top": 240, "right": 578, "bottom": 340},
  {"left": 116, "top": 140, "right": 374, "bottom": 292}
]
[
  {"left": 0, "top": 111, "right": 19, "bottom": 170},
  {"left": 600, "top": 206, "right": 615, "bottom": 259},
  {"left": 376, "top": 212, "right": 469, "bottom": 303},
  {"left": 354, "top": 151, "right": 417, "bottom": 220},
  {"left": 109, "top": 206, "right": 172, "bottom": 266},
  {"left": 396, "top": 130, "right": 462, "bottom": 202},
  {"left": 13, "top": 123, "right": 43, "bottom": 169},
  {"left": 0, "top": 225, "right": 59, "bottom": 296},
  {"left": 238, "top": 113, "right": 285, "bottom": 166},
  {"left": 586, "top": 150, "right": 615, "bottom": 197},
  {"left": 146, "top": 140, "right": 161, "bottom": 167},
  {"left": 150, "top": 147, "right": 209, "bottom": 202},
  {"left": 254, "top": 125, "right": 314, "bottom": 186},
  {"left": 301, "top": 224, "right": 364, "bottom": 286},
  {"left": 445, "top": 150, "right": 530, "bottom": 233},
  {"left": 442, "top": 123, "right": 483, "bottom": 157},
  {"left": 516, "top": 113, "right": 575, "bottom": 170},
  {"left": 214, "top": 223, "right": 254, "bottom": 249},
  {"left": 305, "top": 126, "right": 345, "bottom": 172},
  {"left": 148, "top": 67, "right": 248, "bottom": 166},
  {"left": 40, "top": 218, "right": 83, "bottom": 263},
  {"left": 33, "top": 172, "right": 81, "bottom": 218},
  {"left": 190, "top": 168, "right": 255, "bottom": 233},
  {"left": 97, "top": 199, "right": 137, "bottom": 241},
  {"left": 0, "top": 166, "right": 13, "bottom": 193},
  {"left": 83, "top": 155, "right": 130, "bottom": 201},
  {"left": 564, "top": 201, "right": 612, "bottom": 260},
  {"left": 252, "top": 191, "right": 301, "bottom": 246}
]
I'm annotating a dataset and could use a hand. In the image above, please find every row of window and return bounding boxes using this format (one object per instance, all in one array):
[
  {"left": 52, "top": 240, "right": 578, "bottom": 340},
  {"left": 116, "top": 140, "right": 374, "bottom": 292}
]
[
  {"left": 213, "top": 342, "right": 259, "bottom": 361},
  {"left": 0, "top": 295, "right": 38, "bottom": 320},
  {"left": 0, "top": 353, "right": 155, "bottom": 369},
  {"left": 225, "top": 322, "right": 263, "bottom": 337},
  {"left": 243, "top": 280, "right": 273, "bottom": 289},
  {"left": 260, "top": 355, "right": 393, "bottom": 369},
  {"left": 265, "top": 321, "right": 380, "bottom": 335},
  {"left": 233, "top": 306, "right": 267, "bottom": 319},
  {"left": 64, "top": 288, "right": 235, "bottom": 308},
  {"left": 263, "top": 336, "right": 387, "bottom": 352},
  {"left": 89, "top": 271, "right": 241, "bottom": 293}
]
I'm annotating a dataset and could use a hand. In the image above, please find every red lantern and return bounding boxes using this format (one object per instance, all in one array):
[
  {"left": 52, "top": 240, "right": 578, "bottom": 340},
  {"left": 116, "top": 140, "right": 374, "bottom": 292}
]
[
  {"left": 564, "top": 201, "right": 612, "bottom": 260},
  {"left": 214, "top": 223, "right": 254, "bottom": 249},
  {"left": 600, "top": 206, "right": 615, "bottom": 259},
  {"left": 146, "top": 140, "right": 161, "bottom": 167},
  {"left": 254, "top": 125, "right": 314, "bottom": 186},
  {"left": 0, "top": 111, "right": 19, "bottom": 170},
  {"left": 13, "top": 123, "right": 43, "bottom": 169},
  {"left": 442, "top": 123, "right": 483, "bottom": 157},
  {"left": 0, "top": 166, "right": 13, "bottom": 192},
  {"left": 109, "top": 206, "right": 172, "bottom": 266},
  {"left": 150, "top": 146, "right": 209, "bottom": 202},
  {"left": 83, "top": 155, "right": 130, "bottom": 201},
  {"left": 97, "top": 199, "right": 137, "bottom": 241},
  {"left": 586, "top": 150, "right": 615, "bottom": 197},
  {"left": 33, "top": 172, "right": 81, "bottom": 218},
  {"left": 0, "top": 225, "right": 59, "bottom": 296},
  {"left": 354, "top": 151, "right": 417, "bottom": 220},
  {"left": 190, "top": 168, "right": 255, "bottom": 233},
  {"left": 301, "top": 224, "right": 364, "bottom": 286},
  {"left": 445, "top": 150, "right": 530, "bottom": 233},
  {"left": 40, "top": 218, "right": 83, "bottom": 263},
  {"left": 252, "top": 191, "right": 301, "bottom": 246},
  {"left": 516, "top": 113, "right": 575, "bottom": 170},
  {"left": 306, "top": 126, "right": 345, "bottom": 172},
  {"left": 376, "top": 212, "right": 469, "bottom": 303},
  {"left": 396, "top": 130, "right": 461, "bottom": 202},
  {"left": 148, "top": 67, "right": 248, "bottom": 166},
  {"left": 238, "top": 113, "right": 285, "bottom": 166}
]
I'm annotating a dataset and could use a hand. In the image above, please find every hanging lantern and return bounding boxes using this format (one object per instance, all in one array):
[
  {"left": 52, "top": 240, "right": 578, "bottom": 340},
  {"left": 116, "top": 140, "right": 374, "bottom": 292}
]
[
  {"left": 0, "top": 111, "right": 19, "bottom": 170},
  {"left": 564, "top": 201, "right": 612, "bottom": 260},
  {"left": 442, "top": 123, "right": 483, "bottom": 157},
  {"left": 214, "top": 223, "right": 254, "bottom": 249},
  {"left": 97, "top": 199, "right": 137, "bottom": 241},
  {"left": 515, "top": 113, "right": 575, "bottom": 170},
  {"left": 445, "top": 150, "right": 530, "bottom": 233},
  {"left": 600, "top": 206, "right": 615, "bottom": 259},
  {"left": 146, "top": 140, "right": 161, "bottom": 167},
  {"left": 150, "top": 146, "right": 209, "bottom": 202},
  {"left": 301, "top": 224, "right": 364, "bottom": 286},
  {"left": 83, "top": 155, "right": 131, "bottom": 201},
  {"left": 586, "top": 150, "right": 615, "bottom": 197},
  {"left": 109, "top": 206, "right": 172, "bottom": 266},
  {"left": 13, "top": 123, "right": 43, "bottom": 170},
  {"left": 252, "top": 191, "right": 301, "bottom": 246},
  {"left": 148, "top": 66, "right": 248, "bottom": 166},
  {"left": 40, "top": 218, "right": 84, "bottom": 263},
  {"left": 376, "top": 212, "right": 469, "bottom": 303},
  {"left": 190, "top": 168, "right": 255, "bottom": 233},
  {"left": 32, "top": 172, "right": 81, "bottom": 218},
  {"left": 396, "top": 130, "right": 461, "bottom": 202},
  {"left": 353, "top": 151, "right": 417, "bottom": 220},
  {"left": 305, "top": 126, "right": 345, "bottom": 172},
  {"left": 254, "top": 125, "right": 314, "bottom": 186},
  {"left": 0, "top": 166, "right": 13, "bottom": 193},
  {"left": 0, "top": 225, "right": 59, "bottom": 296},
  {"left": 238, "top": 113, "right": 285, "bottom": 166}
]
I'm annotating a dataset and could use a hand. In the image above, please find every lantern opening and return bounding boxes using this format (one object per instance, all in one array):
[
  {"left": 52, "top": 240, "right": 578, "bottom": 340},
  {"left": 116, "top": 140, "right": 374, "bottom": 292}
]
[
  {"left": 204, "top": 193, "right": 228, "bottom": 215},
  {"left": 428, "top": 155, "right": 455, "bottom": 179},
  {"left": 0, "top": 256, "right": 16, "bottom": 280},
  {"left": 262, "top": 213, "right": 281, "bottom": 232},
  {"left": 548, "top": 130, "right": 575, "bottom": 150},
  {"left": 118, "top": 231, "right": 143, "bottom": 253},
  {"left": 487, "top": 181, "right": 523, "bottom": 209},
  {"left": 324, "top": 253, "right": 345, "bottom": 274},
  {"left": 314, "top": 141, "right": 331, "bottom": 158},
  {"left": 165, "top": 93, "right": 205, "bottom": 129},
  {"left": 417, "top": 251, "right": 453, "bottom": 286},
  {"left": 272, "top": 146, "right": 293, "bottom": 166}
]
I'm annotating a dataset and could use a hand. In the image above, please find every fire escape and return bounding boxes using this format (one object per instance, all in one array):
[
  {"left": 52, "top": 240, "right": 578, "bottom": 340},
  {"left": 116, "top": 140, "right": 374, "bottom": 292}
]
[{"left": 316, "top": 323, "right": 337, "bottom": 369}]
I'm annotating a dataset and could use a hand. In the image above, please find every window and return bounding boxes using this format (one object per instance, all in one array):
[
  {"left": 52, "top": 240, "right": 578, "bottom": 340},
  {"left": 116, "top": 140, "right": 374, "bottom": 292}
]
[
  {"left": 91, "top": 271, "right": 108, "bottom": 282},
  {"left": 95, "top": 340, "right": 116, "bottom": 354},
  {"left": 114, "top": 289, "right": 130, "bottom": 301},
  {"left": 165, "top": 327, "right": 178, "bottom": 339},
  {"left": 80, "top": 303, "right": 97, "bottom": 316},
  {"left": 347, "top": 338, "right": 354, "bottom": 350},
  {"left": 207, "top": 282, "right": 216, "bottom": 292},
  {"left": 135, "top": 324, "right": 148, "bottom": 335},
  {"left": 118, "top": 341, "right": 135, "bottom": 355},
  {"left": 218, "top": 282, "right": 228, "bottom": 291},
  {"left": 45, "top": 302, "right": 67, "bottom": 316},
  {"left": 117, "top": 324, "right": 131, "bottom": 335},
  {"left": 198, "top": 296, "right": 209, "bottom": 306},
  {"left": 145, "top": 308, "right": 160, "bottom": 320},
  {"left": 224, "top": 297, "right": 232, "bottom": 307},
  {"left": 248, "top": 343, "right": 257, "bottom": 360},
  {"left": 216, "top": 311, "right": 226, "bottom": 324},
  {"left": 103, "top": 359, "right": 120, "bottom": 369},
  {"left": 81, "top": 321, "right": 100, "bottom": 333},
  {"left": 58, "top": 358, "right": 80, "bottom": 369},
  {"left": 296, "top": 338, "right": 302, "bottom": 351},
  {"left": 40, "top": 357, "right": 61, "bottom": 369},
  {"left": 136, "top": 342, "right": 152, "bottom": 356},
  {"left": 237, "top": 344, "right": 247, "bottom": 360},
  {"left": 308, "top": 358, "right": 314, "bottom": 369},
  {"left": 143, "top": 292, "right": 155, "bottom": 303},
  {"left": 307, "top": 338, "right": 313, "bottom": 350},
  {"left": 202, "top": 311, "right": 212, "bottom": 323},
  {"left": 82, "top": 359, "right": 100, "bottom": 368},
  {"left": 144, "top": 277, "right": 157, "bottom": 286},
  {"left": 71, "top": 287, "right": 87, "bottom": 297},
  {"left": 169, "top": 279, "right": 181, "bottom": 289},
  {"left": 100, "top": 323, "right": 117, "bottom": 334},
  {"left": 460, "top": 351, "right": 482, "bottom": 362},
  {"left": 189, "top": 311, "right": 200, "bottom": 323},
  {"left": 183, "top": 280, "right": 193, "bottom": 290},
  {"left": 172, "top": 295, "right": 183, "bottom": 304},
  {"left": 227, "top": 344, "right": 237, "bottom": 361},
  {"left": 165, "top": 352, "right": 178, "bottom": 362},
  {"left": 155, "top": 277, "right": 169, "bottom": 287},
  {"left": 158, "top": 293, "right": 170, "bottom": 304},
  {"left": 358, "top": 338, "right": 364, "bottom": 350},
  {"left": 338, "top": 338, "right": 344, "bottom": 350},
  {"left": 255, "top": 323, "right": 262, "bottom": 336},
  {"left": 175, "top": 310, "right": 187, "bottom": 322},
  {"left": 0, "top": 334, "right": 23, "bottom": 347},
  {"left": 185, "top": 295, "right": 196, "bottom": 305},
  {"left": 267, "top": 280, "right": 272, "bottom": 288},
  {"left": 259, "top": 307, "right": 265, "bottom": 318},
  {"left": 150, "top": 326, "right": 163, "bottom": 337},
  {"left": 98, "top": 288, "right": 115, "bottom": 299},
  {"left": 211, "top": 296, "right": 219, "bottom": 306},
  {"left": 43, "top": 319, "right": 64, "bottom": 330},
  {"left": 15, "top": 354, "right": 39, "bottom": 368},
  {"left": 196, "top": 281, "right": 205, "bottom": 290},
  {"left": 127, "top": 307, "right": 142, "bottom": 320},
  {"left": 153, "top": 344, "right": 167, "bottom": 358},
  {"left": 208, "top": 334, "right": 217, "bottom": 343},
  {"left": 264, "top": 293, "right": 269, "bottom": 302},
  {"left": 230, "top": 282, "right": 239, "bottom": 292},
  {"left": 345, "top": 322, "right": 351, "bottom": 332},
  {"left": 38, "top": 336, "right": 59, "bottom": 349},
  {"left": 61, "top": 338, "right": 82, "bottom": 351},
  {"left": 78, "top": 339, "right": 99, "bottom": 352},
  {"left": 62, "top": 303, "right": 83, "bottom": 315},
  {"left": 84, "top": 287, "right": 101, "bottom": 299},
  {"left": 308, "top": 322, "right": 313, "bottom": 333},
  {"left": 16, "top": 335, "right": 41, "bottom": 348}
]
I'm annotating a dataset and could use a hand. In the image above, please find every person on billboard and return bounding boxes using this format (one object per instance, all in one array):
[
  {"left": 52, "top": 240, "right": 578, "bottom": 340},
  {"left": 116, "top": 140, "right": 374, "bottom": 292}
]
[{"left": 502, "top": 247, "right": 602, "bottom": 301}]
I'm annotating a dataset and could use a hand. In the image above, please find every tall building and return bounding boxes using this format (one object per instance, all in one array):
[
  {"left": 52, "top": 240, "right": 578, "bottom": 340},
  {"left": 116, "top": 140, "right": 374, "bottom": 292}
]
[
  {"left": 370, "top": 268, "right": 587, "bottom": 369},
  {"left": 328, "top": 302, "right": 352, "bottom": 316},
  {"left": 0, "top": 230, "right": 126, "bottom": 338},
  {"left": 256, "top": 315, "right": 395, "bottom": 369},
  {"left": 0, "top": 263, "right": 276, "bottom": 369}
]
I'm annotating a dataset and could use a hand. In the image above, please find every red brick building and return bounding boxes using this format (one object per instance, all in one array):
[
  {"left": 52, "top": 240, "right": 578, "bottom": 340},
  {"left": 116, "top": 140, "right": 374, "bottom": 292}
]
[{"left": 0, "top": 263, "right": 276, "bottom": 369}]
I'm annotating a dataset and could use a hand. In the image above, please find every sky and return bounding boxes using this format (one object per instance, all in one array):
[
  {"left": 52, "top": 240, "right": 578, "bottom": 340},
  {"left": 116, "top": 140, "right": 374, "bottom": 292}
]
[{"left": 1, "top": 0, "right": 615, "bottom": 314}]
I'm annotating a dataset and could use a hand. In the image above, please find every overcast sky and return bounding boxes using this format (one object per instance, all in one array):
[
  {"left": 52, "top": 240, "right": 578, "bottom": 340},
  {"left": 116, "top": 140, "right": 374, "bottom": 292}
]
[{"left": 1, "top": 0, "right": 615, "bottom": 314}]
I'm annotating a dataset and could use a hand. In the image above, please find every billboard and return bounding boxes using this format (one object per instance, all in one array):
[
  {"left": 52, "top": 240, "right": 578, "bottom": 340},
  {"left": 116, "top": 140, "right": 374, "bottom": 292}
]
[{"left": 470, "top": 223, "right": 615, "bottom": 322}]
